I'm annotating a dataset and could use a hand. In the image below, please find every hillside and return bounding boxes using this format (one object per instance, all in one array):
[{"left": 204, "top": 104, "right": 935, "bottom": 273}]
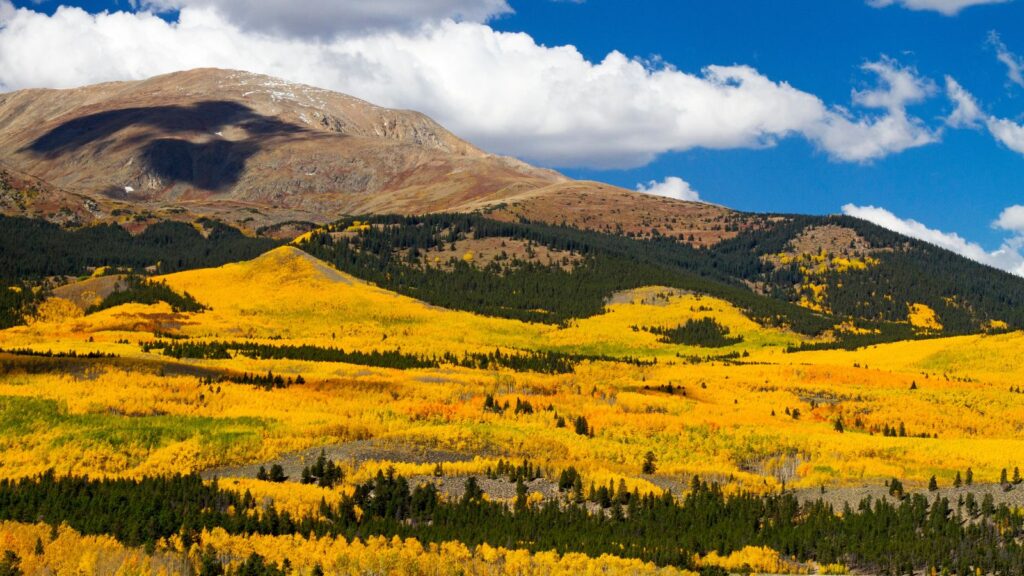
[
  {"left": 0, "top": 69, "right": 568, "bottom": 231},
  {"left": 3, "top": 244, "right": 1024, "bottom": 574},
  {"left": 296, "top": 213, "right": 1024, "bottom": 338}
]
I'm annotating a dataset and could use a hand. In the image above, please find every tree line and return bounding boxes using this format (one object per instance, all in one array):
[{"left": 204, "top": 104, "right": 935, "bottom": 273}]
[
  {"left": 2, "top": 470, "right": 1024, "bottom": 575},
  {"left": 142, "top": 340, "right": 652, "bottom": 374},
  {"left": 0, "top": 216, "right": 281, "bottom": 282},
  {"left": 87, "top": 276, "right": 205, "bottom": 314}
]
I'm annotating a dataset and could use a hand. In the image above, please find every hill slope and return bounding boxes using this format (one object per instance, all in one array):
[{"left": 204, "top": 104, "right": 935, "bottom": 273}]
[
  {"left": 0, "top": 69, "right": 567, "bottom": 229},
  {"left": 297, "top": 213, "right": 1024, "bottom": 339}
]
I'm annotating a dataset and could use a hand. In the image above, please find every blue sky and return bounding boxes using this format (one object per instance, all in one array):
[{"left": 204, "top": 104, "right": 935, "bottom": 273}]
[
  {"left": 492, "top": 1, "right": 1024, "bottom": 244},
  {"left": 3, "top": 0, "right": 1024, "bottom": 272}
]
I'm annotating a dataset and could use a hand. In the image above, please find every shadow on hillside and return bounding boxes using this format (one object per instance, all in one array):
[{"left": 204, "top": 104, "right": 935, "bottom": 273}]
[{"left": 25, "top": 101, "right": 307, "bottom": 191}]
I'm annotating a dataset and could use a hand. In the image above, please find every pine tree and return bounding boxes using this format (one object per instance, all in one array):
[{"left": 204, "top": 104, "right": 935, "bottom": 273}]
[
  {"left": 642, "top": 451, "right": 657, "bottom": 474},
  {"left": 514, "top": 478, "right": 528, "bottom": 513},
  {"left": 953, "top": 471, "right": 962, "bottom": 488},
  {"left": 462, "top": 477, "right": 484, "bottom": 504},
  {"left": 888, "top": 478, "right": 904, "bottom": 500},
  {"left": 198, "top": 546, "right": 224, "bottom": 576},
  {"left": 574, "top": 415, "right": 590, "bottom": 436},
  {"left": 965, "top": 492, "right": 979, "bottom": 517},
  {"left": 269, "top": 464, "right": 287, "bottom": 483},
  {"left": 928, "top": 476, "right": 938, "bottom": 491},
  {"left": 966, "top": 467, "right": 974, "bottom": 486},
  {"left": 982, "top": 493, "right": 996, "bottom": 516},
  {"left": 0, "top": 551, "right": 22, "bottom": 576}
]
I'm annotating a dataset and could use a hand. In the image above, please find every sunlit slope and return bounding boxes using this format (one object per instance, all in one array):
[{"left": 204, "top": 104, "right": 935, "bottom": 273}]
[
  {"left": 154, "top": 246, "right": 798, "bottom": 359},
  {"left": 1, "top": 246, "right": 800, "bottom": 361},
  {"left": 774, "top": 330, "right": 1024, "bottom": 385},
  {"left": 157, "top": 245, "right": 547, "bottom": 356}
]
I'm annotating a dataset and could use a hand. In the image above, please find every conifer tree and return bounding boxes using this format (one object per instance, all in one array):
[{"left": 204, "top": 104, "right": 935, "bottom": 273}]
[{"left": 642, "top": 451, "right": 657, "bottom": 474}]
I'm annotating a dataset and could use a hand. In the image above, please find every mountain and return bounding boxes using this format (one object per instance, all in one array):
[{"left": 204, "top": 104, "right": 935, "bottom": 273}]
[
  {"left": 0, "top": 69, "right": 774, "bottom": 245},
  {"left": 0, "top": 68, "right": 569, "bottom": 231}
]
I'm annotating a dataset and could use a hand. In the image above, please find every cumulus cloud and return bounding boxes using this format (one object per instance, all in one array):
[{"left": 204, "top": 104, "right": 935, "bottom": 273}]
[
  {"left": 945, "top": 76, "right": 1024, "bottom": 154},
  {"left": 988, "top": 31, "right": 1024, "bottom": 88},
  {"left": 842, "top": 204, "right": 1024, "bottom": 276},
  {"left": 0, "top": 0, "right": 13, "bottom": 24},
  {"left": 866, "top": 0, "right": 1011, "bottom": 16},
  {"left": 0, "top": 4, "right": 941, "bottom": 168},
  {"left": 135, "top": 0, "right": 512, "bottom": 37},
  {"left": 995, "top": 205, "right": 1024, "bottom": 232},
  {"left": 635, "top": 177, "right": 701, "bottom": 202}
]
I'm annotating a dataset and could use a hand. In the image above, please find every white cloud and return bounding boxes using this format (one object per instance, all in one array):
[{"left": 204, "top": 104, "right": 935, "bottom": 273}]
[
  {"left": 842, "top": 204, "right": 1024, "bottom": 276},
  {"left": 944, "top": 76, "right": 1024, "bottom": 154},
  {"left": 0, "top": 0, "right": 14, "bottom": 25},
  {"left": 988, "top": 31, "right": 1024, "bottom": 88},
  {"left": 995, "top": 205, "right": 1024, "bottom": 232},
  {"left": 853, "top": 59, "right": 937, "bottom": 110},
  {"left": 986, "top": 116, "right": 1024, "bottom": 154},
  {"left": 135, "top": 0, "right": 512, "bottom": 37},
  {"left": 635, "top": 177, "right": 700, "bottom": 202},
  {"left": 0, "top": 5, "right": 941, "bottom": 168},
  {"left": 866, "top": 0, "right": 1010, "bottom": 16},
  {"left": 944, "top": 76, "right": 984, "bottom": 128},
  {"left": 805, "top": 59, "right": 940, "bottom": 162}
]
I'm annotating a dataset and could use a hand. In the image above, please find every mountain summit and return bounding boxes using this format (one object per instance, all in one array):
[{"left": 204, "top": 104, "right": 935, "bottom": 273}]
[{"left": 0, "top": 68, "right": 570, "bottom": 229}]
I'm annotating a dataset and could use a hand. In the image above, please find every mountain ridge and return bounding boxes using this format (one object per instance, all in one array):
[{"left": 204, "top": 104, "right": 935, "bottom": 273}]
[{"left": 0, "top": 68, "right": 578, "bottom": 231}]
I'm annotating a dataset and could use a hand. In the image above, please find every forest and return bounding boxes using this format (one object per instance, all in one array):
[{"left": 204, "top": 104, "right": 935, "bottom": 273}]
[
  {"left": 0, "top": 216, "right": 281, "bottom": 281},
  {"left": 144, "top": 339, "right": 652, "bottom": 374},
  {"left": 0, "top": 471, "right": 1022, "bottom": 576}
]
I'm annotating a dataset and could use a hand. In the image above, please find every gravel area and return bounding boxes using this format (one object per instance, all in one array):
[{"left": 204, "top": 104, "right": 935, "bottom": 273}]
[
  {"left": 793, "top": 482, "right": 1024, "bottom": 510},
  {"left": 201, "top": 439, "right": 482, "bottom": 482}
]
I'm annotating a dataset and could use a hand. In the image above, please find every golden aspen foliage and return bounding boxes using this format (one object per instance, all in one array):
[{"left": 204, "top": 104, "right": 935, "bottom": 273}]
[
  {"left": 3, "top": 247, "right": 1024, "bottom": 497},
  {"left": 26, "top": 298, "right": 83, "bottom": 325},
  {"left": 908, "top": 303, "right": 943, "bottom": 332}
]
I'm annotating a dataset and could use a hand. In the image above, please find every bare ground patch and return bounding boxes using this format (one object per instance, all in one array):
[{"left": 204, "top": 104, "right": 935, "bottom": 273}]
[{"left": 201, "top": 438, "right": 486, "bottom": 482}]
